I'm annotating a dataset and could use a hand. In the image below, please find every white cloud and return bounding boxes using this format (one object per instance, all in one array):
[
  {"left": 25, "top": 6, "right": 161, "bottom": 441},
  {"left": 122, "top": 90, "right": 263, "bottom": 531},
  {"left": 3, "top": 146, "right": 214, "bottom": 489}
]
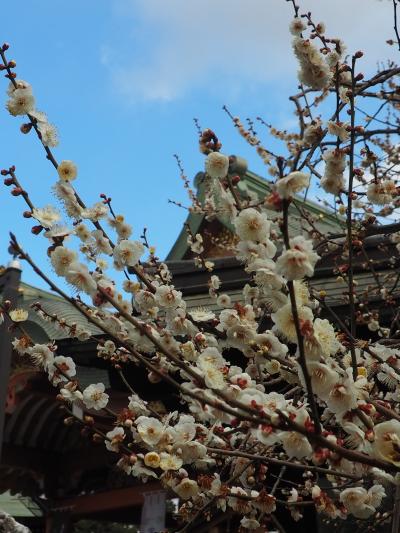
[{"left": 105, "top": 0, "right": 398, "bottom": 102}]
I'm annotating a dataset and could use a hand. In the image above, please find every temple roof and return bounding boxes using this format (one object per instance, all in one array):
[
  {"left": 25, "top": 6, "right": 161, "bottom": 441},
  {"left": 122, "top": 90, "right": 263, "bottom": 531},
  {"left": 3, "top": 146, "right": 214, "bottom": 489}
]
[
  {"left": 167, "top": 167, "right": 344, "bottom": 261},
  {"left": 15, "top": 282, "right": 102, "bottom": 341}
]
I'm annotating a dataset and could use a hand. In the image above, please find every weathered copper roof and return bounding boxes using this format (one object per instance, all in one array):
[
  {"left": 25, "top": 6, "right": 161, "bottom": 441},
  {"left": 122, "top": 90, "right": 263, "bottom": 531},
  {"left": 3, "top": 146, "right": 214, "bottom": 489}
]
[{"left": 167, "top": 168, "right": 344, "bottom": 261}]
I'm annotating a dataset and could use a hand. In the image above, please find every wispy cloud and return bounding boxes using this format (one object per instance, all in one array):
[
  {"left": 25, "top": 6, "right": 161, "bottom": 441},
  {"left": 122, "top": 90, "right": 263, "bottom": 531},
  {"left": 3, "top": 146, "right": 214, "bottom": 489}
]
[{"left": 104, "top": 0, "right": 397, "bottom": 103}]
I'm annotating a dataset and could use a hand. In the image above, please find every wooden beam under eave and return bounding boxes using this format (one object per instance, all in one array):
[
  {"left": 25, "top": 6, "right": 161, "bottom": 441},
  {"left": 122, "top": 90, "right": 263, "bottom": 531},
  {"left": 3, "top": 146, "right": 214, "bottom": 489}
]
[{"left": 54, "top": 482, "right": 163, "bottom": 516}]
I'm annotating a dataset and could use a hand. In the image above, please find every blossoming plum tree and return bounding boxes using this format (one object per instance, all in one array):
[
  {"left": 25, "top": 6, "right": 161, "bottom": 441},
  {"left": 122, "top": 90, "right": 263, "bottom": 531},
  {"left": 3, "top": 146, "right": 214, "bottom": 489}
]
[{"left": 3, "top": 0, "right": 400, "bottom": 531}]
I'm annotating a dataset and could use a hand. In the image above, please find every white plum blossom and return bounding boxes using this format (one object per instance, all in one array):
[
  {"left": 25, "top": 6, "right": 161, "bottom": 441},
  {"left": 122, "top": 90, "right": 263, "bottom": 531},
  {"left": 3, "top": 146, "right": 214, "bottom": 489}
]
[
  {"left": 47, "top": 355, "right": 76, "bottom": 385},
  {"left": 144, "top": 451, "right": 161, "bottom": 468},
  {"left": 233, "top": 208, "right": 271, "bottom": 243},
  {"left": 327, "top": 120, "right": 350, "bottom": 142},
  {"left": 272, "top": 303, "right": 314, "bottom": 342},
  {"left": 105, "top": 427, "right": 125, "bottom": 452},
  {"left": 38, "top": 120, "right": 58, "bottom": 147},
  {"left": 174, "top": 478, "right": 200, "bottom": 500},
  {"left": 154, "top": 285, "right": 182, "bottom": 309},
  {"left": 136, "top": 416, "right": 164, "bottom": 447},
  {"left": 32, "top": 205, "right": 61, "bottom": 227},
  {"left": 91, "top": 229, "right": 113, "bottom": 255},
  {"left": 321, "top": 148, "right": 346, "bottom": 195},
  {"left": 367, "top": 179, "right": 397, "bottom": 205},
  {"left": 202, "top": 363, "right": 226, "bottom": 390},
  {"left": 326, "top": 378, "right": 357, "bottom": 416},
  {"left": 29, "top": 343, "right": 55, "bottom": 368},
  {"left": 280, "top": 431, "right": 313, "bottom": 459},
  {"left": 9, "top": 308, "right": 28, "bottom": 322},
  {"left": 113, "top": 239, "right": 144, "bottom": 268},
  {"left": 276, "top": 236, "right": 320, "bottom": 280},
  {"left": 292, "top": 36, "right": 332, "bottom": 90},
  {"left": 81, "top": 202, "right": 109, "bottom": 221},
  {"left": 82, "top": 383, "right": 109, "bottom": 410},
  {"left": 6, "top": 87, "right": 35, "bottom": 115},
  {"left": 50, "top": 246, "right": 78, "bottom": 276},
  {"left": 60, "top": 382, "right": 83, "bottom": 403},
  {"left": 276, "top": 171, "right": 310, "bottom": 199},
  {"left": 340, "top": 485, "right": 385, "bottom": 519},
  {"left": 159, "top": 452, "right": 183, "bottom": 471},
  {"left": 205, "top": 151, "right": 229, "bottom": 179},
  {"left": 57, "top": 160, "right": 78, "bottom": 182},
  {"left": 289, "top": 17, "right": 307, "bottom": 36},
  {"left": 65, "top": 262, "right": 97, "bottom": 294},
  {"left": 373, "top": 420, "right": 400, "bottom": 466},
  {"left": 305, "top": 362, "right": 339, "bottom": 401}
]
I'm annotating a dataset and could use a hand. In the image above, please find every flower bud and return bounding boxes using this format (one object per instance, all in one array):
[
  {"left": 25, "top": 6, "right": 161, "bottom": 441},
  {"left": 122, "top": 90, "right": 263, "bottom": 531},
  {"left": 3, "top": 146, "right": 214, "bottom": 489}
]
[
  {"left": 7, "top": 60, "right": 16, "bottom": 68},
  {"left": 2, "top": 43, "right": 10, "bottom": 51},
  {"left": 31, "top": 225, "right": 43, "bottom": 235},
  {"left": 11, "top": 187, "right": 23, "bottom": 196},
  {"left": 20, "top": 123, "right": 33, "bottom": 134}
]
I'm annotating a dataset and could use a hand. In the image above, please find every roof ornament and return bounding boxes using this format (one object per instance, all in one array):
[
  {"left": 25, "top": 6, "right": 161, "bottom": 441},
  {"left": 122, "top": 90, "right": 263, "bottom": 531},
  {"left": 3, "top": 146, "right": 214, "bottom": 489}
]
[{"left": 7, "top": 243, "right": 21, "bottom": 271}]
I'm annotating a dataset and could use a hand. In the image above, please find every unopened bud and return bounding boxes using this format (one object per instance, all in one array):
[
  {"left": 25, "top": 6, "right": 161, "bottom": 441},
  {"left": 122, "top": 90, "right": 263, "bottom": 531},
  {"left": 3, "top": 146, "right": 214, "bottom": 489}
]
[
  {"left": 11, "top": 187, "right": 23, "bottom": 196},
  {"left": 2, "top": 43, "right": 10, "bottom": 51},
  {"left": 3, "top": 177, "right": 13, "bottom": 186},
  {"left": 31, "top": 225, "right": 43, "bottom": 235},
  {"left": 354, "top": 50, "right": 364, "bottom": 58},
  {"left": 23, "top": 211, "right": 32, "bottom": 218},
  {"left": 7, "top": 60, "right": 16, "bottom": 68},
  {"left": 20, "top": 123, "right": 32, "bottom": 134},
  {"left": 1, "top": 169, "right": 9, "bottom": 176}
]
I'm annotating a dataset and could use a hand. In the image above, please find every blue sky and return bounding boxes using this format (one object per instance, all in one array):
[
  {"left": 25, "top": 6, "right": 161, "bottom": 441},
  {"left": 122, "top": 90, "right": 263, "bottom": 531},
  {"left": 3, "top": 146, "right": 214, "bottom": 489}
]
[{"left": 0, "top": 0, "right": 397, "bottom": 289}]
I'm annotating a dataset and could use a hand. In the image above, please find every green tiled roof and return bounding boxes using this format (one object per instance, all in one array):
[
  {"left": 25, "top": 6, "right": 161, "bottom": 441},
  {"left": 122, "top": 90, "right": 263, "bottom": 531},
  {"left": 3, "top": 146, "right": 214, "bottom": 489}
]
[
  {"left": 167, "top": 168, "right": 344, "bottom": 261},
  {"left": 0, "top": 491, "right": 42, "bottom": 518},
  {"left": 16, "top": 282, "right": 102, "bottom": 342}
]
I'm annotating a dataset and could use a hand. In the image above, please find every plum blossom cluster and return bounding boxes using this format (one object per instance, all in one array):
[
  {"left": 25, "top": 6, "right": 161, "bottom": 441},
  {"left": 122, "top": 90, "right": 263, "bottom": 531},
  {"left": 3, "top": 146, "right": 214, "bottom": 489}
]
[{"left": 4, "top": 3, "right": 400, "bottom": 531}]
